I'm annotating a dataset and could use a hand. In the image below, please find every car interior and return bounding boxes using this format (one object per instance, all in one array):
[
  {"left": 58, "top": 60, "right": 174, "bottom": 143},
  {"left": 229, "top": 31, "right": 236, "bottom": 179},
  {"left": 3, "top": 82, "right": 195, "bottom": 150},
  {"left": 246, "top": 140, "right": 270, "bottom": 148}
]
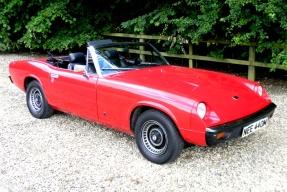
[
  {"left": 67, "top": 52, "right": 96, "bottom": 73},
  {"left": 46, "top": 41, "right": 169, "bottom": 76}
]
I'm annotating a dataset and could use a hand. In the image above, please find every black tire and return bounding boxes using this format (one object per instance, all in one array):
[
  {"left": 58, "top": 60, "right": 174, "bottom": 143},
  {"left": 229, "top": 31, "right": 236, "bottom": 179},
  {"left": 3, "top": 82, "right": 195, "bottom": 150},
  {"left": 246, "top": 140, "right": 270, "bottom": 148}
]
[
  {"left": 135, "top": 109, "right": 184, "bottom": 164},
  {"left": 26, "top": 80, "right": 54, "bottom": 119}
]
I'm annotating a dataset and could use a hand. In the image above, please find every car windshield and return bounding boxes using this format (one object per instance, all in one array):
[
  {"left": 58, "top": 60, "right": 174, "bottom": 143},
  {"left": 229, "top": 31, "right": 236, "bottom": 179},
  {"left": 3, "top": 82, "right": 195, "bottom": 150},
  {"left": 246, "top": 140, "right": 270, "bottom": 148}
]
[{"left": 88, "top": 42, "right": 169, "bottom": 76}]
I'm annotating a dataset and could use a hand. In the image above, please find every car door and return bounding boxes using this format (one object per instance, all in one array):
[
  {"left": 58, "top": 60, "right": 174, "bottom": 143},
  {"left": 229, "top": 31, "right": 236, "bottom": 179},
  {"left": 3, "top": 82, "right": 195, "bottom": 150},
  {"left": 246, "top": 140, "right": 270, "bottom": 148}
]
[{"left": 47, "top": 67, "right": 99, "bottom": 122}]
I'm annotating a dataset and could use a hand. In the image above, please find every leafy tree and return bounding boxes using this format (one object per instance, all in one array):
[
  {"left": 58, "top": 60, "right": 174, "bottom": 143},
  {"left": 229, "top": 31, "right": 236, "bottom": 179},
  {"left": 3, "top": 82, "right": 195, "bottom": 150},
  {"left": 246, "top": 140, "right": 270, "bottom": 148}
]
[
  {"left": 0, "top": 0, "right": 164, "bottom": 52},
  {"left": 0, "top": 0, "right": 129, "bottom": 52},
  {"left": 1, "top": 0, "right": 287, "bottom": 68},
  {"left": 121, "top": 0, "right": 287, "bottom": 68}
]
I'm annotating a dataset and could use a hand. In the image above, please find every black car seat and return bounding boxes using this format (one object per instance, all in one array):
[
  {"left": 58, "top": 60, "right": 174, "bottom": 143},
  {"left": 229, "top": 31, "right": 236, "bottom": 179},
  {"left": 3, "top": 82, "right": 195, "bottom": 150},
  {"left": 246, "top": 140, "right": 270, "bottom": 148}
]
[
  {"left": 104, "top": 50, "right": 126, "bottom": 67},
  {"left": 68, "top": 52, "right": 86, "bottom": 70},
  {"left": 67, "top": 52, "right": 96, "bottom": 73}
]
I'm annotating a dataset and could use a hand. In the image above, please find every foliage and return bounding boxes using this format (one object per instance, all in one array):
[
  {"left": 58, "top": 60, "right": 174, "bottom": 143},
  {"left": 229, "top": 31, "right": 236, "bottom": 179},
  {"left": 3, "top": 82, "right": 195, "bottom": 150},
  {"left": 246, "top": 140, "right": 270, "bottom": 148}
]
[
  {"left": 1, "top": 0, "right": 287, "bottom": 68},
  {"left": 121, "top": 0, "right": 287, "bottom": 68},
  {"left": 0, "top": 0, "right": 135, "bottom": 52}
]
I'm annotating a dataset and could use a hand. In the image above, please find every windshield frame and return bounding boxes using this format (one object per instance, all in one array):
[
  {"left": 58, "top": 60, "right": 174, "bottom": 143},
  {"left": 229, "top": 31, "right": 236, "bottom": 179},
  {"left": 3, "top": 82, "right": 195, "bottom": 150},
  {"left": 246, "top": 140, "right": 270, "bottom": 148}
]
[{"left": 88, "top": 42, "right": 169, "bottom": 77}]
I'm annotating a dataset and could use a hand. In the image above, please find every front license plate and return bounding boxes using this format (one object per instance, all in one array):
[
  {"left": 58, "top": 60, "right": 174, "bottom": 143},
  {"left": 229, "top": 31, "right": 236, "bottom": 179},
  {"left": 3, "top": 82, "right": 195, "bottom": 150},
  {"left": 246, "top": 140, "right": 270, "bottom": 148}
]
[{"left": 242, "top": 117, "right": 269, "bottom": 137}]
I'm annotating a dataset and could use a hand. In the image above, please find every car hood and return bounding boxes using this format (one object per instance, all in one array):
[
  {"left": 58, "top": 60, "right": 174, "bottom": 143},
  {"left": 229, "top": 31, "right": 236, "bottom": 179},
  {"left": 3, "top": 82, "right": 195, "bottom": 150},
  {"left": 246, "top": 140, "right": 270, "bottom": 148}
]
[{"left": 105, "top": 66, "right": 271, "bottom": 123}]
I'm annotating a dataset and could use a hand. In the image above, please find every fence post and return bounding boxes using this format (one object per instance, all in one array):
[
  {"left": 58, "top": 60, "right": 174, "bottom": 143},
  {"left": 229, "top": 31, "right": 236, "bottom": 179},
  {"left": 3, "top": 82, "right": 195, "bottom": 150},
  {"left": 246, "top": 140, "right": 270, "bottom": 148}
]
[
  {"left": 248, "top": 46, "right": 256, "bottom": 81},
  {"left": 139, "top": 33, "right": 145, "bottom": 61},
  {"left": 189, "top": 43, "right": 193, "bottom": 68}
]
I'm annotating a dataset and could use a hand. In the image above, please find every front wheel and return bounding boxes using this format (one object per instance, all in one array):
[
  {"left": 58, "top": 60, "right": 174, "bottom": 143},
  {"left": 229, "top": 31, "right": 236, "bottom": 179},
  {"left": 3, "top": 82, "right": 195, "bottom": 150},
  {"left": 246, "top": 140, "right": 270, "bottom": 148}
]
[
  {"left": 135, "top": 109, "right": 184, "bottom": 164},
  {"left": 26, "top": 80, "right": 54, "bottom": 119}
]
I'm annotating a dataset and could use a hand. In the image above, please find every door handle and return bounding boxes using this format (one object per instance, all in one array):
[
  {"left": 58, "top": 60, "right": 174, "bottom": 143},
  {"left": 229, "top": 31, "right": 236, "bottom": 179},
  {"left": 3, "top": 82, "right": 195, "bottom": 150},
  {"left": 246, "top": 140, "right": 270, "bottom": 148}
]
[
  {"left": 51, "top": 73, "right": 59, "bottom": 79},
  {"left": 50, "top": 73, "right": 59, "bottom": 82}
]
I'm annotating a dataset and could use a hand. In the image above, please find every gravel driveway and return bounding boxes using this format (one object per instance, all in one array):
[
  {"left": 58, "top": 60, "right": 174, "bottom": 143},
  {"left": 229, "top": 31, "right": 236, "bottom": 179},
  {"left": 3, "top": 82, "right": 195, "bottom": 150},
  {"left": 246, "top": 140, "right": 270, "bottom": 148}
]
[{"left": 0, "top": 54, "right": 286, "bottom": 192}]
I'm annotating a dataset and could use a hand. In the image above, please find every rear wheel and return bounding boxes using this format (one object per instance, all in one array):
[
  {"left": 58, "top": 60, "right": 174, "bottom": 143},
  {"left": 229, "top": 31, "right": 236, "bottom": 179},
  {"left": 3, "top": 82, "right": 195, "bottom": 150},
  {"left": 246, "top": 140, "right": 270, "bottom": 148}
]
[
  {"left": 135, "top": 109, "right": 184, "bottom": 164},
  {"left": 26, "top": 80, "right": 54, "bottom": 119}
]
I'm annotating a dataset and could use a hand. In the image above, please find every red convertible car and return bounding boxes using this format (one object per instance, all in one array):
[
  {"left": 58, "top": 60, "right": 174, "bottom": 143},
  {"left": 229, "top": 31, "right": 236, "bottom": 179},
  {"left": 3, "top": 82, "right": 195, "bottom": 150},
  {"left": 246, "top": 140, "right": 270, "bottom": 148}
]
[{"left": 9, "top": 40, "right": 276, "bottom": 164}]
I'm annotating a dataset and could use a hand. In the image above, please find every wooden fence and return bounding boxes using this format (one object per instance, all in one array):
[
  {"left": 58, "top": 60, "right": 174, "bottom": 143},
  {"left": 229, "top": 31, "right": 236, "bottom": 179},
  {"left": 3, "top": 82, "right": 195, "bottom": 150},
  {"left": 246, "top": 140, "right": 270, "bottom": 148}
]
[{"left": 103, "top": 33, "right": 287, "bottom": 81}]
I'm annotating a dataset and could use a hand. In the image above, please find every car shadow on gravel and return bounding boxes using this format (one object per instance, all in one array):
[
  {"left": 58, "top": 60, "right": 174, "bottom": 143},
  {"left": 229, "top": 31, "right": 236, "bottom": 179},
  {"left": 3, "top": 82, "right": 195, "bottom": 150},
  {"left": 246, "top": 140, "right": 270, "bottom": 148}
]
[{"left": 51, "top": 110, "right": 271, "bottom": 168}]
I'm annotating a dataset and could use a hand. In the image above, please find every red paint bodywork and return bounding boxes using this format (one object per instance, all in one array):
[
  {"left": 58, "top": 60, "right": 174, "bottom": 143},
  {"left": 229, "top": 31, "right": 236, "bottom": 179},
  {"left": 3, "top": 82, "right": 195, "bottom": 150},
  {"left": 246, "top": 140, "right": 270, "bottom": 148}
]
[{"left": 9, "top": 58, "right": 272, "bottom": 146}]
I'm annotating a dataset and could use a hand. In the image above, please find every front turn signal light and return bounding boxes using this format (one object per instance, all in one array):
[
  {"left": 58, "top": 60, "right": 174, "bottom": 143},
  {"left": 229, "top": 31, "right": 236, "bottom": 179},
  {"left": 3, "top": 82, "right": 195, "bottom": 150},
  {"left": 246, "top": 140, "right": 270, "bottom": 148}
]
[{"left": 216, "top": 132, "right": 226, "bottom": 140}]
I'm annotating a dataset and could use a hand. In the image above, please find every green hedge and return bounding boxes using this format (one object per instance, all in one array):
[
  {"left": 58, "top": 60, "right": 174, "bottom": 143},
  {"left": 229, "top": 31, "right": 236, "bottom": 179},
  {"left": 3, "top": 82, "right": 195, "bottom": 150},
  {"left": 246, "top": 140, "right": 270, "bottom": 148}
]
[
  {"left": 1, "top": 0, "right": 287, "bottom": 68},
  {"left": 122, "top": 0, "right": 287, "bottom": 68}
]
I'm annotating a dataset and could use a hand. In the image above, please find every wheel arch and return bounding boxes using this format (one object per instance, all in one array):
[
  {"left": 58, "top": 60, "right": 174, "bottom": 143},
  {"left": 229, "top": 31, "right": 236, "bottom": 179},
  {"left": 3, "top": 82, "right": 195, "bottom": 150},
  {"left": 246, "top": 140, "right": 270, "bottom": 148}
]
[
  {"left": 129, "top": 104, "right": 178, "bottom": 133},
  {"left": 24, "top": 76, "right": 41, "bottom": 92}
]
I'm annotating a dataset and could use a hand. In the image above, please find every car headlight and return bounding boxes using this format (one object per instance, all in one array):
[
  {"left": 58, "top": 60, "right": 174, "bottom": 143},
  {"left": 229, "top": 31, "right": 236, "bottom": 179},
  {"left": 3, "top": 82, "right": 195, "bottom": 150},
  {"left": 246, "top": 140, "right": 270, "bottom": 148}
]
[
  {"left": 255, "top": 85, "right": 263, "bottom": 96},
  {"left": 197, "top": 102, "right": 206, "bottom": 119},
  {"left": 258, "top": 85, "right": 263, "bottom": 96}
]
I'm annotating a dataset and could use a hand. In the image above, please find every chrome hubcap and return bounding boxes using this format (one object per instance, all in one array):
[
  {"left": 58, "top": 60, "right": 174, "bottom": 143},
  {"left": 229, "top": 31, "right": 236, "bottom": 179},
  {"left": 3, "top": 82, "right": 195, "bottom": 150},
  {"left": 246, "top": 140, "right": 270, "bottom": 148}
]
[
  {"left": 149, "top": 128, "right": 164, "bottom": 147},
  {"left": 142, "top": 120, "right": 168, "bottom": 155},
  {"left": 30, "top": 88, "right": 43, "bottom": 111}
]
